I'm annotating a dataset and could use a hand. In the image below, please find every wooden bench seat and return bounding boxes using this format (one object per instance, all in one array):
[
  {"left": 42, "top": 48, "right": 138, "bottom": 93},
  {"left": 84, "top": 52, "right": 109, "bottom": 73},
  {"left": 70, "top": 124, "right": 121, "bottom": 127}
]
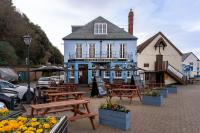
[
  {"left": 30, "top": 99, "right": 97, "bottom": 130},
  {"left": 68, "top": 113, "right": 97, "bottom": 121}
]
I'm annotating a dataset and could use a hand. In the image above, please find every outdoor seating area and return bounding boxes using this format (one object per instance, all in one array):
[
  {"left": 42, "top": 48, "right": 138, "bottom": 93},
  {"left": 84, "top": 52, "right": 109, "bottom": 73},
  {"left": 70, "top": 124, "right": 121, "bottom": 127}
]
[
  {"left": 1, "top": 78, "right": 200, "bottom": 132},
  {"left": 108, "top": 86, "right": 142, "bottom": 103}
]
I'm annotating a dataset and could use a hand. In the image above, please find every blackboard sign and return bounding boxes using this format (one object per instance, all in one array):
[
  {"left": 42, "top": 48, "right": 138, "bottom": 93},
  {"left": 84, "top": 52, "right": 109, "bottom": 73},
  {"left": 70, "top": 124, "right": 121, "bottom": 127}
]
[
  {"left": 96, "top": 77, "right": 107, "bottom": 96},
  {"left": 98, "top": 86, "right": 107, "bottom": 96}
]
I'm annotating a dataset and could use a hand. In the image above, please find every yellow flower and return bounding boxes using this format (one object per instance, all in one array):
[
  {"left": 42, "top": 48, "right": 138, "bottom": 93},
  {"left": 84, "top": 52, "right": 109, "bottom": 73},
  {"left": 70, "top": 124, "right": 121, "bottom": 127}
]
[
  {"left": 31, "top": 122, "right": 39, "bottom": 127},
  {"left": 43, "top": 123, "right": 50, "bottom": 129},
  {"left": 32, "top": 118, "right": 37, "bottom": 122},
  {"left": 36, "top": 129, "right": 43, "bottom": 133},
  {"left": 24, "top": 130, "right": 35, "bottom": 133},
  {"left": 20, "top": 125, "right": 28, "bottom": 131},
  {"left": 28, "top": 127, "right": 36, "bottom": 131}
]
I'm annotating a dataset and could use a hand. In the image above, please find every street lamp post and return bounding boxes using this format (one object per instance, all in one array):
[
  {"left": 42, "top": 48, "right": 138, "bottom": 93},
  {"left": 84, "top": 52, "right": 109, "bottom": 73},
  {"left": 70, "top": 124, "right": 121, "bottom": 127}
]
[{"left": 23, "top": 35, "right": 32, "bottom": 104}]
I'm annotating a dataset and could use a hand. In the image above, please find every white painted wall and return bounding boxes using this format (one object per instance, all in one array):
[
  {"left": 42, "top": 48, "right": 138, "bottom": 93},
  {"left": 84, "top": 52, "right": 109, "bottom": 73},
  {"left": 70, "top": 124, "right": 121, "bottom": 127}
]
[
  {"left": 137, "top": 34, "right": 182, "bottom": 71},
  {"left": 182, "top": 53, "right": 199, "bottom": 77}
]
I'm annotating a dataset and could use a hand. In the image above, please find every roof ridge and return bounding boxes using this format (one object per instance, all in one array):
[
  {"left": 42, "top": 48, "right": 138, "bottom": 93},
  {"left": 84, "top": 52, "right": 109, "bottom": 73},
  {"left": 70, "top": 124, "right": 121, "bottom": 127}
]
[
  {"left": 137, "top": 32, "right": 182, "bottom": 56},
  {"left": 63, "top": 16, "right": 137, "bottom": 40}
]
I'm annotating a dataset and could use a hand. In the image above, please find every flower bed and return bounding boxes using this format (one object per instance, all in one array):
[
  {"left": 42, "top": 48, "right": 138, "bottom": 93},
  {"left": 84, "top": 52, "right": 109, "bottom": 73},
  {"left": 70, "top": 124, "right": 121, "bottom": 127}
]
[
  {"left": 0, "top": 108, "right": 9, "bottom": 117},
  {"left": 0, "top": 108, "right": 24, "bottom": 121},
  {"left": 142, "top": 90, "right": 164, "bottom": 106},
  {"left": 0, "top": 116, "right": 65, "bottom": 133},
  {"left": 99, "top": 99, "right": 131, "bottom": 130},
  {"left": 154, "top": 88, "right": 168, "bottom": 98}
]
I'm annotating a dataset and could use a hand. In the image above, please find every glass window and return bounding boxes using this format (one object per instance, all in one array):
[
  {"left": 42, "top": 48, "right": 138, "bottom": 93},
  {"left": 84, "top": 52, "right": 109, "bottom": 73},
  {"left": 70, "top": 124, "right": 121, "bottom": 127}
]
[
  {"left": 104, "top": 71, "right": 110, "bottom": 77},
  {"left": 120, "top": 44, "right": 126, "bottom": 58},
  {"left": 92, "top": 70, "right": 96, "bottom": 77},
  {"left": 144, "top": 63, "right": 149, "bottom": 67},
  {"left": 89, "top": 44, "right": 95, "bottom": 58},
  {"left": 0, "top": 81, "right": 14, "bottom": 88},
  {"left": 76, "top": 43, "right": 82, "bottom": 58},
  {"left": 127, "top": 71, "right": 132, "bottom": 77},
  {"left": 115, "top": 71, "right": 122, "bottom": 77},
  {"left": 71, "top": 65, "right": 75, "bottom": 77},
  {"left": 107, "top": 44, "right": 112, "bottom": 58},
  {"left": 94, "top": 23, "right": 107, "bottom": 34}
]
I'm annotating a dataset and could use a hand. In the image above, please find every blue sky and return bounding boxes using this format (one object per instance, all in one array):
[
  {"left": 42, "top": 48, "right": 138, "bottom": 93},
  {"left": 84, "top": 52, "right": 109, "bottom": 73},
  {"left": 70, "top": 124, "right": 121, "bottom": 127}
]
[{"left": 12, "top": 0, "right": 200, "bottom": 57}]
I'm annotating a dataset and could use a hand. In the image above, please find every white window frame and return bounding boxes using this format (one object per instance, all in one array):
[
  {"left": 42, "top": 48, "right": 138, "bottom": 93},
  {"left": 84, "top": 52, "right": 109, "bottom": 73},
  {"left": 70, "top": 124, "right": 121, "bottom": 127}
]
[
  {"left": 94, "top": 23, "right": 107, "bottom": 34},
  {"left": 127, "top": 71, "right": 132, "bottom": 78},
  {"left": 70, "top": 65, "right": 75, "bottom": 78},
  {"left": 104, "top": 71, "right": 110, "bottom": 78},
  {"left": 89, "top": 43, "right": 95, "bottom": 58},
  {"left": 76, "top": 43, "right": 82, "bottom": 58},
  {"left": 107, "top": 43, "right": 112, "bottom": 58},
  {"left": 120, "top": 43, "right": 126, "bottom": 58},
  {"left": 115, "top": 71, "right": 122, "bottom": 78}
]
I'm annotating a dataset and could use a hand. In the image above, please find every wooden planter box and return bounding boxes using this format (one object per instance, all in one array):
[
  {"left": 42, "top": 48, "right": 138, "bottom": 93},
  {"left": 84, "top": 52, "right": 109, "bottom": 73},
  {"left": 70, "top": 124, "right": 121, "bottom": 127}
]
[
  {"left": 99, "top": 109, "right": 131, "bottom": 130},
  {"left": 142, "top": 95, "right": 164, "bottom": 106},
  {"left": 165, "top": 86, "right": 177, "bottom": 93}
]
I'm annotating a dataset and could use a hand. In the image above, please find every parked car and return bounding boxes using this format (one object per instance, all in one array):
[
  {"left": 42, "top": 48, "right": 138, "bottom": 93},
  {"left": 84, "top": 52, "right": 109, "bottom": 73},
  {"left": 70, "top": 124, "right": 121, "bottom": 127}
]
[
  {"left": 50, "top": 76, "right": 64, "bottom": 84},
  {"left": 0, "top": 102, "right": 6, "bottom": 109},
  {"left": 36, "top": 77, "right": 56, "bottom": 89},
  {"left": 0, "top": 85, "right": 18, "bottom": 110},
  {"left": 0, "top": 79, "right": 34, "bottom": 100}
]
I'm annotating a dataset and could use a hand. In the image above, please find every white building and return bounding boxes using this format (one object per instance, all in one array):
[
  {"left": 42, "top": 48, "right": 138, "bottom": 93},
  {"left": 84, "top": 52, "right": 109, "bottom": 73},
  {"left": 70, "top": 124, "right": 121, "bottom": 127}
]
[
  {"left": 182, "top": 52, "right": 200, "bottom": 78},
  {"left": 137, "top": 32, "right": 187, "bottom": 85}
]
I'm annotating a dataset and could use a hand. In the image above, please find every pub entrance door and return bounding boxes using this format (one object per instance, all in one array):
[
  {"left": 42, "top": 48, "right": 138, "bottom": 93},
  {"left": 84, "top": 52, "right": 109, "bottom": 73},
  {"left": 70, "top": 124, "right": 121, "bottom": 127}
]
[{"left": 78, "top": 64, "right": 88, "bottom": 84}]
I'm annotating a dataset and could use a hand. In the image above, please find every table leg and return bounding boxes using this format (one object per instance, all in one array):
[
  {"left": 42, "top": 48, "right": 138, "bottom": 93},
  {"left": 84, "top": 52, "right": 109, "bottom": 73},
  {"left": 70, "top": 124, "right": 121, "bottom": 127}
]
[
  {"left": 85, "top": 103, "right": 96, "bottom": 130},
  {"left": 31, "top": 107, "right": 34, "bottom": 117},
  {"left": 137, "top": 90, "right": 142, "bottom": 101}
]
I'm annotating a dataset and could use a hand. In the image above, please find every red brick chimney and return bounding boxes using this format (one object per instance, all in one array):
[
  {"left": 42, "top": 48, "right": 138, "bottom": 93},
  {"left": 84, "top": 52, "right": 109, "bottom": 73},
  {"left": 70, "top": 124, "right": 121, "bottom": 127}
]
[{"left": 128, "top": 9, "right": 134, "bottom": 35}]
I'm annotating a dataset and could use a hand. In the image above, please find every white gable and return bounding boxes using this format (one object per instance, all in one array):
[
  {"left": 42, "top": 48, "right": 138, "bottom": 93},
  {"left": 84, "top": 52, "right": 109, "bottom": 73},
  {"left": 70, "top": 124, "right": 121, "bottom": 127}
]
[{"left": 138, "top": 33, "right": 182, "bottom": 71}]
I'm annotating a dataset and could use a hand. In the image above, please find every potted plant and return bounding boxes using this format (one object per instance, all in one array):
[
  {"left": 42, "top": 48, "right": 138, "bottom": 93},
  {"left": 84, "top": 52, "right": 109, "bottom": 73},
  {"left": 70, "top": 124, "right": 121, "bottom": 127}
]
[
  {"left": 99, "top": 99, "right": 131, "bottom": 130},
  {"left": 153, "top": 87, "right": 168, "bottom": 98},
  {"left": 165, "top": 85, "right": 177, "bottom": 93},
  {"left": 142, "top": 90, "right": 164, "bottom": 106}
]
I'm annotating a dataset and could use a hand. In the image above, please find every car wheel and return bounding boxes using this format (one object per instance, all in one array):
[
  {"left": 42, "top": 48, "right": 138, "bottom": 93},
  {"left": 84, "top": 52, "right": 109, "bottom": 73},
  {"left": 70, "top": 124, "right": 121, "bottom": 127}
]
[{"left": 22, "top": 92, "right": 34, "bottom": 102}]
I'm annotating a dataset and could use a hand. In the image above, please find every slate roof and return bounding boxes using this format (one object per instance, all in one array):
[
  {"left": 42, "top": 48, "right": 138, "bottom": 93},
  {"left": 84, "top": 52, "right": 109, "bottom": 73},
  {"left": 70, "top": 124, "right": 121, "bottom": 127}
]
[
  {"left": 137, "top": 32, "right": 182, "bottom": 56},
  {"left": 182, "top": 52, "right": 199, "bottom": 61},
  {"left": 63, "top": 16, "right": 137, "bottom": 40},
  {"left": 182, "top": 52, "right": 192, "bottom": 61}
]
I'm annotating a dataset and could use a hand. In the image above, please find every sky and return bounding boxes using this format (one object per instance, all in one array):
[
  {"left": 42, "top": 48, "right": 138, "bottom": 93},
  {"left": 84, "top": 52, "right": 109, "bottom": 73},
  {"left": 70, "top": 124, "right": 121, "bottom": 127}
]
[{"left": 12, "top": 0, "right": 200, "bottom": 58}]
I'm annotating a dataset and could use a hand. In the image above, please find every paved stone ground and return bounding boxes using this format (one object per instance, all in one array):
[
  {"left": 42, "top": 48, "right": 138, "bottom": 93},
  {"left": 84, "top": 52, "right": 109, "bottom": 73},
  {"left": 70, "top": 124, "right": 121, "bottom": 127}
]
[
  {"left": 24, "top": 84, "right": 200, "bottom": 133},
  {"left": 67, "top": 84, "right": 200, "bottom": 133}
]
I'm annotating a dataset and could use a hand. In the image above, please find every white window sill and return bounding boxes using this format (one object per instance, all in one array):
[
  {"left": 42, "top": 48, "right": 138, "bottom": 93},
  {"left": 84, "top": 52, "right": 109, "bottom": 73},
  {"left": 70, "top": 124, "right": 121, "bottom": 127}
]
[{"left": 114, "top": 77, "right": 122, "bottom": 79}]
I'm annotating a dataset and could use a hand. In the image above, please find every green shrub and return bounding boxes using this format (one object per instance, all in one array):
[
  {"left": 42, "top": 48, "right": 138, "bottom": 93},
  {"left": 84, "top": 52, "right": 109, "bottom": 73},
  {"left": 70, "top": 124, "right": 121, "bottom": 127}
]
[
  {"left": 99, "top": 99, "right": 129, "bottom": 113},
  {"left": 144, "top": 90, "right": 160, "bottom": 97}
]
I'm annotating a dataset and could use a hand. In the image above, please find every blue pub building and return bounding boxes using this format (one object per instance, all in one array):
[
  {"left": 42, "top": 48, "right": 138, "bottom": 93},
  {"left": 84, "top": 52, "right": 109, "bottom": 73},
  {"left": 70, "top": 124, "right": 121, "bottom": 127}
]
[{"left": 63, "top": 10, "right": 137, "bottom": 84}]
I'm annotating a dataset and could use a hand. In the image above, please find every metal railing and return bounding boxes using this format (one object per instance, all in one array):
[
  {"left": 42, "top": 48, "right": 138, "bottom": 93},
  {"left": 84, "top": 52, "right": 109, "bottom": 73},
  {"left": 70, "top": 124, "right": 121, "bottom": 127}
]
[{"left": 68, "top": 52, "right": 133, "bottom": 60}]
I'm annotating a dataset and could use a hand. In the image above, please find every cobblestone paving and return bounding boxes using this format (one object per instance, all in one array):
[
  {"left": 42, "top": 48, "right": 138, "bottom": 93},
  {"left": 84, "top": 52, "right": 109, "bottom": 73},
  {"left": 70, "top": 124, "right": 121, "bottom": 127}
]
[{"left": 67, "top": 85, "right": 200, "bottom": 133}]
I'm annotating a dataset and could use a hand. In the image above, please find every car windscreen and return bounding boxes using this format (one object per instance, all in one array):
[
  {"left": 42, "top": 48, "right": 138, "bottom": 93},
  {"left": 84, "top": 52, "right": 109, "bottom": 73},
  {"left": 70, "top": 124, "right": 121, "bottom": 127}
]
[
  {"left": 0, "top": 81, "right": 15, "bottom": 88},
  {"left": 39, "top": 77, "right": 50, "bottom": 81}
]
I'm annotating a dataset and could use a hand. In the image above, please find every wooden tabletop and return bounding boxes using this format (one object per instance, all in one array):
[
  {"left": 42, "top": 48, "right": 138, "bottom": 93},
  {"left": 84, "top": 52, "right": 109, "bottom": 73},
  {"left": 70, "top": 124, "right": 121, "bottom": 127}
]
[
  {"left": 48, "top": 91, "right": 87, "bottom": 96},
  {"left": 30, "top": 99, "right": 89, "bottom": 110}
]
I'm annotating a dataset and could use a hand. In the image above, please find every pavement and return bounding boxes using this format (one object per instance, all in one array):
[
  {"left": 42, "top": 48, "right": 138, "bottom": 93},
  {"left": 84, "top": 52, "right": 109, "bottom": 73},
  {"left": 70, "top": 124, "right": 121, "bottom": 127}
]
[{"left": 24, "top": 84, "right": 200, "bottom": 133}]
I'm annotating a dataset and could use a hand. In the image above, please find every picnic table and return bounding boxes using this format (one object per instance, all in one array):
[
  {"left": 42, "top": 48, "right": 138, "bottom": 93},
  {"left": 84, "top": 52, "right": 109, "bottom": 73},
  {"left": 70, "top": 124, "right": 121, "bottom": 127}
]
[
  {"left": 108, "top": 88, "right": 142, "bottom": 103},
  {"left": 48, "top": 86, "right": 76, "bottom": 92},
  {"left": 30, "top": 99, "right": 97, "bottom": 129},
  {"left": 48, "top": 91, "right": 87, "bottom": 102}
]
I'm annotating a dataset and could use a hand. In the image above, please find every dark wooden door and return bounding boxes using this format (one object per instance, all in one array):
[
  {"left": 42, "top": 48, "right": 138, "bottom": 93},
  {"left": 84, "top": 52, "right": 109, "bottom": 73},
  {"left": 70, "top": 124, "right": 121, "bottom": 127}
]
[
  {"left": 156, "top": 72, "right": 164, "bottom": 84},
  {"left": 78, "top": 64, "right": 88, "bottom": 84}
]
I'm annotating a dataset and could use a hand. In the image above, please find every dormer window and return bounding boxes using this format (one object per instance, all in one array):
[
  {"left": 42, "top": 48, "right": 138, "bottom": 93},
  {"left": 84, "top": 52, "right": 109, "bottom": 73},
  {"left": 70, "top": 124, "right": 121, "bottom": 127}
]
[{"left": 94, "top": 23, "right": 107, "bottom": 34}]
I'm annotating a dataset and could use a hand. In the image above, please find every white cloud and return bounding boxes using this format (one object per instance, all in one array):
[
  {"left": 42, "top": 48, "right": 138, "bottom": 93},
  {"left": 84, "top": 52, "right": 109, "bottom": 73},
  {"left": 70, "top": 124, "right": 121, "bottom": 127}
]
[{"left": 12, "top": 0, "right": 200, "bottom": 58}]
